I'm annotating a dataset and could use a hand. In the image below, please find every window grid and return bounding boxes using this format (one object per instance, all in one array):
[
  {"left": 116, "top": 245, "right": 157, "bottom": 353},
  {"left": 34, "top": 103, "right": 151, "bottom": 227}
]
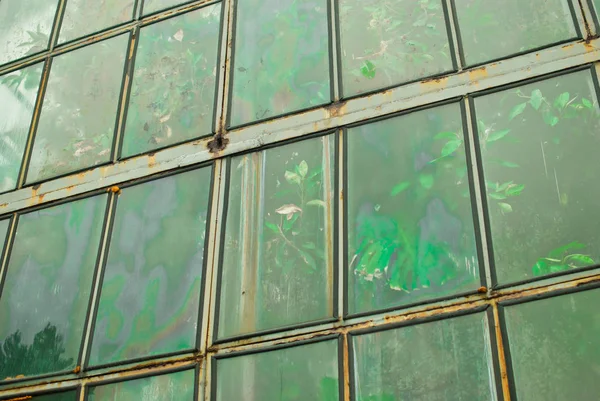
[{"left": 1, "top": 0, "right": 600, "bottom": 400}]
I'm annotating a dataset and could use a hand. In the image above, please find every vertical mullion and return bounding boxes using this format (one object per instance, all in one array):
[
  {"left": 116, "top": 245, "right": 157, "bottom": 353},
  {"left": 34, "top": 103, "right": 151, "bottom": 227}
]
[
  {"left": 337, "top": 129, "right": 345, "bottom": 319},
  {"left": 329, "top": 0, "right": 341, "bottom": 101},
  {"left": 0, "top": 215, "right": 18, "bottom": 299},
  {"left": 341, "top": 333, "right": 351, "bottom": 401},
  {"left": 572, "top": 0, "right": 596, "bottom": 38},
  {"left": 50, "top": 0, "right": 68, "bottom": 50},
  {"left": 443, "top": 0, "right": 464, "bottom": 71},
  {"left": 581, "top": 0, "right": 600, "bottom": 37},
  {"left": 491, "top": 302, "right": 512, "bottom": 401},
  {"left": 214, "top": 0, "right": 235, "bottom": 133}
]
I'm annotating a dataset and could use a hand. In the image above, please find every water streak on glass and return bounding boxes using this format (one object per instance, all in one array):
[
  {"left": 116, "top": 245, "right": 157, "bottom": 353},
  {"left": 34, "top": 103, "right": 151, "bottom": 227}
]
[
  {"left": 473, "top": 69, "right": 600, "bottom": 284},
  {"left": 0, "top": 0, "right": 60, "bottom": 66},
  {"left": 0, "top": 195, "right": 107, "bottom": 379},
  {"left": 89, "top": 167, "right": 212, "bottom": 366},
  {"left": 27, "top": 34, "right": 129, "bottom": 184},
  {"left": 230, "top": 0, "right": 330, "bottom": 126},
  {"left": 503, "top": 289, "right": 600, "bottom": 400},
  {"left": 218, "top": 135, "right": 335, "bottom": 339},
  {"left": 347, "top": 103, "right": 480, "bottom": 315},
  {"left": 58, "top": 0, "right": 136, "bottom": 44},
  {"left": 338, "top": 0, "right": 453, "bottom": 97},
  {"left": 215, "top": 339, "right": 340, "bottom": 401},
  {"left": 121, "top": 4, "right": 221, "bottom": 158},
  {"left": 142, "top": 0, "right": 193, "bottom": 16},
  {"left": 88, "top": 368, "right": 195, "bottom": 400},
  {"left": 453, "top": 0, "right": 577, "bottom": 66},
  {"left": 0, "top": 63, "right": 43, "bottom": 192},
  {"left": 352, "top": 312, "right": 497, "bottom": 401}
]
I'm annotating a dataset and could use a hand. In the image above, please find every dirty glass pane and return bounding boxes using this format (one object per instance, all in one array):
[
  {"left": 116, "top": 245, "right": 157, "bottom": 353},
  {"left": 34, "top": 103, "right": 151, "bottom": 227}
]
[
  {"left": 28, "top": 391, "right": 79, "bottom": 401},
  {"left": 352, "top": 312, "right": 497, "bottom": 401},
  {"left": 58, "top": 0, "right": 136, "bottom": 44},
  {"left": 88, "top": 167, "right": 212, "bottom": 366},
  {"left": 217, "top": 135, "right": 335, "bottom": 339},
  {"left": 503, "top": 289, "right": 600, "bottom": 401},
  {"left": 0, "top": 0, "right": 59, "bottom": 66},
  {"left": 0, "top": 195, "right": 107, "bottom": 380},
  {"left": 142, "top": 0, "right": 193, "bottom": 15},
  {"left": 473, "top": 70, "right": 600, "bottom": 284},
  {"left": 88, "top": 368, "right": 195, "bottom": 400},
  {"left": 121, "top": 4, "right": 221, "bottom": 158},
  {"left": 347, "top": 103, "right": 480, "bottom": 316},
  {"left": 453, "top": 0, "right": 578, "bottom": 66},
  {"left": 230, "top": 0, "right": 330, "bottom": 126},
  {"left": 0, "top": 63, "right": 43, "bottom": 192},
  {"left": 0, "top": 219, "right": 9, "bottom": 252},
  {"left": 215, "top": 339, "right": 340, "bottom": 401},
  {"left": 338, "top": 0, "right": 453, "bottom": 97},
  {"left": 27, "top": 35, "right": 128, "bottom": 184}
]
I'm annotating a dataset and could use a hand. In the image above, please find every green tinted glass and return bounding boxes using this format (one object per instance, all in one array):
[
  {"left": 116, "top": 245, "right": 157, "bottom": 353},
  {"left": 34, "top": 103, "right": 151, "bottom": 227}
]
[
  {"left": 88, "top": 368, "right": 195, "bottom": 400},
  {"left": 215, "top": 339, "right": 340, "bottom": 401},
  {"left": 27, "top": 34, "right": 128, "bottom": 183},
  {"left": 0, "top": 195, "right": 107, "bottom": 379},
  {"left": 0, "top": 0, "right": 59, "bottom": 66},
  {"left": 30, "top": 390, "right": 79, "bottom": 401},
  {"left": 88, "top": 167, "right": 212, "bottom": 366},
  {"left": 347, "top": 103, "right": 480, "bottom": 315},
  {"left": 142, "top": 0, "right": 192, "bottom": 15},
  {"left": 453, "top": 0, "right": 578, "bottom": 66},
  {"left": 0, "top": 219, "right": 9, "bottom": 253},
  {"left": 229, "top": 0, "right": 330, "bottom": 126},
  {"left": 473, "top": 69, "right": 600, "bottom": 284},
  {"left": 58, "top": 0, "right": 136, "bottom": 44},
  {"left": 503, "top": 289, "right": 600, "bottom": 401},
  {"left": 121, "top": 4, "right": 221, "bottom": 158},
  {"left": 0, "top": 63, "right": 43, "bottom": 192},
  {"left": 339, "top": 0, "right": 454, "bottom": 97},
  {"left": 217, "top": 135, "right": 335, "bottom": 339},
  {"left": 352, "top": 312, "right": 497, "bottom": 401}
]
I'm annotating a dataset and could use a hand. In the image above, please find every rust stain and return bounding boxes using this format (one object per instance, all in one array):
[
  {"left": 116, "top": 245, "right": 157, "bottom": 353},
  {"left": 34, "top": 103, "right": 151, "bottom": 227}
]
[
  {"left": 108, "top": 186, "right": 122, "bottom": 195},
  {"left": 37, "top": 194, "right": 45, "bottom": 203},
  {"left": 0, "top": 203, "right": 7, "bottom": 208},
  {"left": 5, "top": 396, "right": 32, "bottom": 401},
  {"left": 77, "top": 172, "right": 86, "bottom": 181},
  {"left": 492, "top": 302, "right": 512, "bottom": 400},
  {"left": 467, "top": 66, "right": 488, "bottom": 81},
  {"left": 66, "top": 185, "right": 75, "bottom": 192},
  {"left": 420, "top": 75, "right": 449, "bottom": 89},
  {"left": 73, "top": 366, "right": 81, "bottom": 374},
  {"left": 342, "top": 335, "right": 351, "bottom": 401},
  {"left": 325, "top": 101, "right": 347, "bottom": 118},
  {"left": 583, "top": 41, "right": 595, "bottom": 52},
  {"left": 207, "top": 133, "right": 229, "bottom": 154},
  {"left": 561, "top": 43, "right": 575, "bottom": 51},
  {"left": 477, "top": 286, "right": 488, "bottom": 294},
  {"left": 147, "top": 153, "right": 157, "bottom": 168}
]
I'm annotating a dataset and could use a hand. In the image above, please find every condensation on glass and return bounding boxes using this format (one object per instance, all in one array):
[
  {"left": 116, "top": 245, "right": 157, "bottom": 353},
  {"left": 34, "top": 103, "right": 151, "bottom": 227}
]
[
  {"left": 0, "top": 62, "right": 43, "bottom": 192},
  {"left": 0, "top": 195, "right": 107, "bottom": 379},
  {"left": 229, "top": 0, "right": 331, "bottom": 126},
  {"left": 214, "top": 339, "right": 340, "bottom": 401},
  {"left": 121, "top": 3, "right": 221, "bottom": 158},
  {"left": 217, "top": 135, "right": 335, "bottom": 339},
  {"left": 338, "top": 0, "right": 454, "bottom": 97},
  {"left": 346, "top": 102, "right": 480, "bottom": 315},
  {"left": 351, "top": 311, "right": 498, "bottom": 401},
  {"left": 472, "top": 68, "right": 600, "bottom": 285},
  {"left": 88, "top": 167, "right": 212, "bottom": 366},
  {"left": 27, "top": 34, "right": 129, "bottom": 184}
]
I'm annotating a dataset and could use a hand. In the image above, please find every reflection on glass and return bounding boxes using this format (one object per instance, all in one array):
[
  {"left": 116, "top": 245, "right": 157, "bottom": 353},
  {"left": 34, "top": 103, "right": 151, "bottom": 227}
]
[
  {"left": 89, "top": 168, "right": 212, "bottom": 366},
  {"left": 339, "top": 0, "right": 453, "bottom": 97},
  {"left": 217, "top": 135, "right": 335, "bottom": 339},
  {"left": 121, "top": 4, "right": 221, "bottom": 158},
  {"left": 453, "top": 0, "right": 577, "bottom": 66},
  {"left": 503, "top": 289, "right": 600, "bottom": 400},
  {"left": 215, "top": 339, "right": 339, "bottom": 401},
  {"left": 0, "top": 195, "right": 107, "bottom": 379},
  {"left": 30, "top": 391, "right": 79, "bottom": 401},
  {"left": 58, "top": 0, "right": 135, "bottom": 44},
  {"left": 88, "top": 368, "right": 195, "bottom": 400},
  {"left": 142, "top": 0, "right": 192, "bottom": 15},
  {"left": 352, "top": 312, "right": 497, "bottom": 401},
  {"left": 27, "top": 34, "right": 128, "bottom": 183},
  {"left": 473, "top": 70, "right": 600, "bottom": 284},
  {"left": 0, "top": 63, "right": 43, "bottom": 192},
  {"left": 347, "top": 103, "right": 479, "bottom": 316},
  {"left": 0, "top": 0, "right": 59, "bottom": 66},
  {"left": 230, "top": 0, "right": 330, "bottom": 126}
]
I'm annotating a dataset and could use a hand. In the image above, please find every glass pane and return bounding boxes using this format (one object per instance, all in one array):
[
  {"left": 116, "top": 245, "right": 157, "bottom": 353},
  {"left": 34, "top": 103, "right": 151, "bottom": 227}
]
[
  {"left": 347, "top": 103, "right": 480, "bottom": 315},
  {"left": 595, "top": 0, "right": 600, "bottom": 26},
  {"left": 88, "top": 168, "right": 212, "bottom": 366},
  {"left": 339, "top": 0, "right": 454, "bottom": 97},
  {"left": 30, "top": 391, "right": 79, "bottom": 401},
  {"left": 0, "top": 0, "right": 59, "bottom": 66},
  {"left": 0, "top": 219, "right": 9, "bottom": 252},
  {"left": 27, "top": 35, "right": 128, "bottom": 183},
  {"left": 473, "top": 70, "right": 600, "bottom": 284},
  {"left": 0, "top": 63, "right": 43, "bottom": 192},
  {"left": 58, "top": 0, "right": 136, "bottom": 44},
  {"left": 352, "top": 312, "right": 497, "bottom": 401},
  {"left": 0, "top": 195, "right": 107, "bottom": 379},
  {"left": 217, "top": 135, "right": 335, "bottom": 339},
  {"left": 229, "top": 0, "right": 330, "bottom": 126},
  {"left": 88, "top": 368, "right": 195, "bottom": 400},
  {"left": 215, "top": 339, "right": 340, "bottom": 401},
  {"left": 503, "top": 289, "right": 600, "bottom": 401},
  {"left": 143, "top": 0, "right": 192, "bottom": 15},
  {"left": 453, "top": 0, "right": 577, "bottom": 66},
  {"left": 121, "top": 4, "right": 221, "bottom": 158}
]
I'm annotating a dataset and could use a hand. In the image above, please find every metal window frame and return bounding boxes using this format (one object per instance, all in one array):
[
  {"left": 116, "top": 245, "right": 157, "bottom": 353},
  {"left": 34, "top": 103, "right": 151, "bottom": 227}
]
[{"left": 1, "top": 0, "right": 600, "bottom": 399}]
